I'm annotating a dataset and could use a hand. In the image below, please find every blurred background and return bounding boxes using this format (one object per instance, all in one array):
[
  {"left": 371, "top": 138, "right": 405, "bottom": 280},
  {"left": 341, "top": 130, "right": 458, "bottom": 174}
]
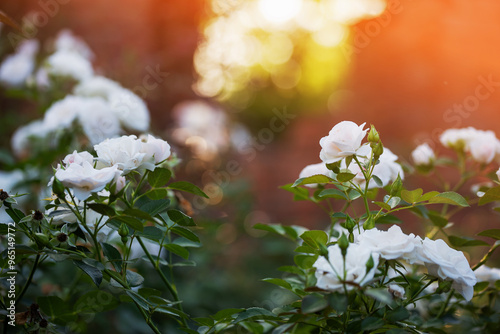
[{"left": 2, "top": 0, "right": 500, "bottom": 329}]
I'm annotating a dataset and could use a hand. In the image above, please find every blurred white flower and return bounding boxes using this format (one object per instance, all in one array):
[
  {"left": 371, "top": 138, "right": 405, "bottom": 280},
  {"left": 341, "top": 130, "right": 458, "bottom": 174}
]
[
  {"left": 411, "top": 143, "right": 435, "bottom": 166},
  {"left": 0, "top": 39, "right": 39, "bottom": 87},
  {"left": 319, "top": 121, "right": 368, "bottom": 164},
  {"left": 416, "top": 238, "right": 477, "bottom": 301},
  {"left": 43, "top": 95, "right": 82, "bottom": 132},
  {"left": 94, "top": 135, "right": 153, "bottom": 174},
  {"left": 357, "top": 225, "right": 422, "bottom": 262},
  {"left": 54, "top": 161, "right": 119, "bottom": 200},
  {"left": 46, "top": 50, "right": 94, "bottom": 81},
  {"left": 0, "top": 170, "right": 24, "bottom": 224},
  {"left": 74, "top": 76, "right": 123, "bottom": 98},
  {"left": 77, "top": 98, "right": 121, "bottom": 144},
  {"left": 314, "top": 243, "right": 379, "bottom": 291},
  {"left": 474, "top": 265, "right": 500, "bottom": 284},
  {"left": 440, "top": 127, "right": 500, "bottom": 164},
  {"left": 140, "top": 134, "right": 171, "bottom": 164},
  {"left": 298, "top": 162, "right": 333, "bottom": 188},
  {"left": 54, "top": 29, "right": 94, "bottom": 60},
  {"left": 109, "top": 88, "right": 150, "bottom": 132},
  {"left": 11, "top": 120, "right": 48, "bottom": 158}
]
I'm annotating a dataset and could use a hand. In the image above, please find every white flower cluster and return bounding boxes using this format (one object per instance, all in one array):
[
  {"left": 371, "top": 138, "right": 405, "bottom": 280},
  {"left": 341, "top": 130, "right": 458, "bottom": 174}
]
[
  {"left": 299, "top": 121, "right": 403, "bottom": 189},
  {"left": 52, "top": 135, "right": 170, "bottom": 201},
  {"left": 439, "top": 127, "right": 500, "bottom": 164},
  {"left": 6, "top": 30, "right": 151, "bottom": 157},
  {"left": 314, "top": 225, "right": 477, "bottom": 301}
]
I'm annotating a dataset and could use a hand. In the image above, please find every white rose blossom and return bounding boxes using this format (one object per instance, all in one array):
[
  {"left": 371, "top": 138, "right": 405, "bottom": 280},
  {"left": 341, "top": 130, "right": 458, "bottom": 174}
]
[
  {"left": 74, "top": 76, "right": 123, "bottom": 99},
  {"left": 11, "top": 120, "right": 48, "bottom": 158},
  {"left": 342, "top": 145, "right": 404, "bottom": 189},
  {"left": 43, "top": 95, "right": 83, "bottom": 132},
  {"left": 314, "top": 243, "right": 379, "bottom": 292},
  {"left": 474, "top": 265, "right": 500, "bottom": 284},
  {"left": 54, "top": 29, "right": 94, "bottom": 60},
  {"left": 298, "top": 163, "right": 333, "bottom": 188},
  {"left": 140, "top": 134, "right": 172, "bottom": 164},
  {"left": 46, "top": 50, "right": 94, "bottom": 81},
  {"left": 0, "top": 39, "right": 39, "bottom": 87},
  {"left": 440, "top": 127, "right": 500, "bottom": 164},
  {"left": 411, "top": 143, "right": 435, "bottom": 166},
  {"left": 109, "top": 88, "right": 150, "bottom": 132},
  {"left": 319, "top": 121, "right": 368, "bottom": 164},
  {"left": 54, "top": 161, "right": 119, "bottom": 201},
  {"left": 416, "top": 238, "right": 477, "bottom": 301},
  {"left": 357, "top": 225, "right": 422, "bottom": 263},
  {"left": 63, "top": 150, "right": 94, "bottom": 167},
  {"left": 94, "top": 135, "right": 152, "bottom": 174},
  {"left": 77, "top": 99, "right": 121, "bottom": 145}
]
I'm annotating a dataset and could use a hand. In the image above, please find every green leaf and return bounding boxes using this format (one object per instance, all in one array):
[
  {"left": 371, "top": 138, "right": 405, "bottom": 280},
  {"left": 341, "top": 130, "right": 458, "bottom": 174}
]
[
  {"left": 292, "top": 175, "right": 333, "bottom": 187},
  {"left": 429, "top": 192, "right": 469, "bottom": 207},
  {"left": 126, "top": 290, "right": 150, "bottom": 311},
  {"left": 254, "top": 223, "right": 307, "bottom": 240},
  {"left": 479, "top": 186, "right": 500, "bottom": 205},
  {"left": 168, "top": 209, "right": 195, "bottom": 226},
  {"left": 122, "top": 208, "right": 155, "bottom": 222},
  {"left": 372, "top": 175, "right": 383, "bottom": 187},
  {"left": 171, "top": 226, "right": 200, "bottom": 243},
  {"left": 280, "top": 183, "right": 310, "bottom": 201},
  {"left": 168, "top": 181, "right": 208, "bottom": 198},
  {"left": 373, "top": 201, "right": 390, "bottom": 211},
  {"left": 318, "top": 188, "right": 346, "bottom": 199},
  {"left": 74, "top": 290, "right": 118, "bottom": 313},
  {"left": 419, "top": 191, "right": 440, "bottom": 202},
  {"left": 139, "top": 199, "right": 171, "bottom": 216},
  {"left": 300, "top": 230, "right": 328, "bottom": 249},
  {"left": 87, "top": 203, "right": 116, "bottom": 216},
  {"left": 73, "top": 260, "right": 103, "bottom": 287},
  {"left": 294, "top": 254, "right": 318, "bottom": 269},
  {"left": 148, "top": 167, "right": 172, "bottom": 187},
  {"left": 164, "top": 244, "right": 189, "bottom": 259},
  {"left": 375, "top": 214, "right": 402, "bottom": 225},
  {"left": 301, "top": 294, "right": 328, "bottom": 313},
  {"left": 401, "top": 188, "right": 423, "bottom": 204},
  {"left": 278, "top": 266, "right": 304, "bottom": 275},
  {"left": 336, "top": 172, "right": 356, "bottom": 183},
  {"left": 361, "top": 317, "right": 385, "bottom": 331},
  {"left": 428, "top": 211, "right": 448, "bottom": 228},
  {"left": 448, "top": 235, "right": 489, "bottom": 247},
  {"left": 102, "top": 242, "right": 123, "bottom": 272},
  {"left": 234, "top": 307, "right": 277, "bottom": 323},
  {"left": 212, "top": 308, "right": 245, "bottom": 321},
  {"left": 144, "top": 188, "right": 169, "bottom": 200},
  {"left": 262, "top": 278, "right": 293, "bottom": 290},
  {"left": 328, "top": 292, "right": 347, "bottom": 313},
  {"left": 365, "top": 288, "right": 393, "bottom": 305},
  {"left": 38, "top": 296, "right": 76, "bottom": 324},
  {"left": 387, "top": 197, "right": 401, "bottom": 209},
  {"left": 126, "top": 270, "right": 145, "bottom": 287},
  {"left": 477, "top": 229, "right": 500, "bottom": 240},
  {"left": 110, "top": 216, "right": 144, "bottom": 232},
  {"left": 137, "top": 226, "right": 165, "bottom": 242},
  {"left": 386, "top": 306, "right": 410, "bottom": 322}
]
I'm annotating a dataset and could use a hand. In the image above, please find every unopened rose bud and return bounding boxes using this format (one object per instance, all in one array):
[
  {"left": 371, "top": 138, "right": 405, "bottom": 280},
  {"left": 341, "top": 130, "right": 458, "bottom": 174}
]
[
  {"left": 51, "top": 178, "right": 65, "bottom": 198},
  {"left": 118, "top": 223, "right": 129, "bottom": 238},
  {"left": 34, "top": 233, "right": 50, "bottom": 247},
  {"left": 372, "top": 142, "right": 384, "bottom": 158},
  {"left": 367, "top": 125, "right": 380, "bottom": 144},
  {"left": 338, "top": 233, "right": 349, "bottom": 257},
  {"left": 365, "top": 254, "right": 375, "bottom": 271}
]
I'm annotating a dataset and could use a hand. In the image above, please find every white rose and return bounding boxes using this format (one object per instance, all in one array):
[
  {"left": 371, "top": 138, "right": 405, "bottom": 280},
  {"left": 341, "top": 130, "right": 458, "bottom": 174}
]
[
  {"left": 298, "top": 163, "right": 333, "bottom": 188},
  {"left": 140, "top": 134, "right": 171, "bottom": 164},
  {"left": 357, "top": 225, "right": 422, "bottom": 262},
  {"left": 417, "top": 238, "right": 477, "bottom": 301},
  {"left": 411, "top": 143, "right": 435, "bottom": 166},
  {"left": 54, "top": 29, "right": 94, "bottom": 60},
  {"left": 319, "top": 121, "right": 368, "bottom": 164},
  {"left": 11, "top": 120, "right": 48, "bottom": 158},
  {"left": 46, "top": 50, "right": 94, "bottom": 81},
  {"left": 0, "top": 39, "right": 38, "bottom": 87},
  {"left": 55, "top": 161, "right": 119, "bottom": 200},
  {"left": 94, "top": 135, "right": 153, "bottom": 174},
  {"left": 63, "top": 150, "right": 94, "bottom": 166},
  {"left": 314, "top": 243, "right": 379, "bottom": 292},
  {"left": 109, "top": 88, "right": 150, "bottom": 132},
  {"left": 77, "top": 98, "right": 121, "bottom": 145},
  {"left": 343, "top": 145, "right": 403, "bottom": 189},
  {"left": 469, "top": 136, "right": 497, "bottom": 164},
  {"left": 74, "top": 76, "right": 123, "bottom": 99},
  {"left": 474, "top": 265, "right": 500, "bottom": 284},
  {"left": 496, "top": 168, "right": 500, "bottom": 181},
  {"left": 43, "top": 95, "right": 85, "bottom": 132}
]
